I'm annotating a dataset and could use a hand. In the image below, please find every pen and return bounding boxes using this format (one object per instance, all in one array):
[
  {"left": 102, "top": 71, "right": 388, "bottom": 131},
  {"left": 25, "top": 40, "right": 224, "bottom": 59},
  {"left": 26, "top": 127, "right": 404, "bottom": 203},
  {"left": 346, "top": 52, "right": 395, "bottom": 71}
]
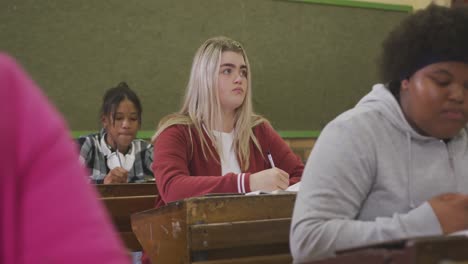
[{"left": 267, "top": 150, "right": 276, "bottom": 168}]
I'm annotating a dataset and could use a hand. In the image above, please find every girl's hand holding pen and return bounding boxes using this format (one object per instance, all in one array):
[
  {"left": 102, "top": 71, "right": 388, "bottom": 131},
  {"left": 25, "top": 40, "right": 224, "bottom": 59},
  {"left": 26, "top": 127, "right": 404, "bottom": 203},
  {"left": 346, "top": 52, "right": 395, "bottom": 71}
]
[
  {"left": 103, "top": 167, "right": 128, "bottom": 184},
  {"left": 249, "top": 168, "right": 289, "bottom": 192}
]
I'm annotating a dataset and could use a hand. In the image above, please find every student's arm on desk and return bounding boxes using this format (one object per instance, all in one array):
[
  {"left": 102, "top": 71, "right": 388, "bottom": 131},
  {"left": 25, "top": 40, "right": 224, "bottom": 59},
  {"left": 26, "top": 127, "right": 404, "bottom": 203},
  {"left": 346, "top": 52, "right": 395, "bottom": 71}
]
[
  {"left": 258, "top": 122, "right": 304, "bottom": 185},
  {"left": 290, "top": 122, "right": 442, "bottom": 263},
  {"left": 76, "top": 135, "right": 100, "bottom": 183}
]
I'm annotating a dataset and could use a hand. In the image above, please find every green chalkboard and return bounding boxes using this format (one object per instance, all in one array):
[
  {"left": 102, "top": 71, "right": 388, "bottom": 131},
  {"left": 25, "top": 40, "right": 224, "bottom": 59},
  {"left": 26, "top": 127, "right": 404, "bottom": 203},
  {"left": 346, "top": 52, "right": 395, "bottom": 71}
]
[{"left": 0, "top": 0, "right": 408, "bottom": 131}]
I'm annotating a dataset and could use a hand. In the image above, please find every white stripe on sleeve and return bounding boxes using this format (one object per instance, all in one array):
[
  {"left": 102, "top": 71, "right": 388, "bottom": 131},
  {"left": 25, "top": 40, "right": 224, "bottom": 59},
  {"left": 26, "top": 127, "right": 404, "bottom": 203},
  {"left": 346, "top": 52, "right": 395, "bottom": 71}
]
[{"left": 241, "top": 173, "right": 246, "bottom": 193}]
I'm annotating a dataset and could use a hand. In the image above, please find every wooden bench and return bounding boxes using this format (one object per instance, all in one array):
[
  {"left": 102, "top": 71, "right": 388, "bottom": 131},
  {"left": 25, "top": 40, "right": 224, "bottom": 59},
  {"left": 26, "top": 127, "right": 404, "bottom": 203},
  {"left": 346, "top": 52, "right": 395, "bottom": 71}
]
[
  {"left": 95, "top": 183, "right": 158, "bottom": 251},
  {"left": 131, "top": 193, "right": 296, "bottom": 263}
]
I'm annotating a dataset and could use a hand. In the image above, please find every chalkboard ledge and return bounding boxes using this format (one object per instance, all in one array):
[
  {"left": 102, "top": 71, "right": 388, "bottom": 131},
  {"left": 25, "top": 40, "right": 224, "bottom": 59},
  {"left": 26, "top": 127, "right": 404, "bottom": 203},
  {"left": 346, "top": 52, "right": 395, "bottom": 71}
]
[
  {"left": 71, "top": 130, "right": 320, "bottom": 139},
  {"left": 284, "top": 0, "right": 412, "bottom": 12}
]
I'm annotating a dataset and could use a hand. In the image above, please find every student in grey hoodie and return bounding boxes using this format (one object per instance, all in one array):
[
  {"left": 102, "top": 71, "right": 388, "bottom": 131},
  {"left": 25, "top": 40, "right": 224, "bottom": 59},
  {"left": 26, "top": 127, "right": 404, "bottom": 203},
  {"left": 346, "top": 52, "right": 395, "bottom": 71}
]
[{"left": 290, "top": 5, "right": 468, "bottom": 262}]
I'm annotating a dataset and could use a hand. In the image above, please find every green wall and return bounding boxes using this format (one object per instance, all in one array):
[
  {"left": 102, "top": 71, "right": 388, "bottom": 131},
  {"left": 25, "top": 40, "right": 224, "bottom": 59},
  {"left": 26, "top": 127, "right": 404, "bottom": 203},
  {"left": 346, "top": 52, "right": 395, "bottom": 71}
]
[{"left": 0, "top": 0, "right": 408, "bottom": 131}]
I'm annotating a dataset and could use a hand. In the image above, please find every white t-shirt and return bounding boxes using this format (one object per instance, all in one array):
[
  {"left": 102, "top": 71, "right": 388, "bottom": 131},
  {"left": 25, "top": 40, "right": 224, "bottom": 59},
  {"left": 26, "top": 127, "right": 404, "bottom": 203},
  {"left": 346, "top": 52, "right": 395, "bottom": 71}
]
[{"left": 213, "top": 130, "right": 241, "bottom": 175}]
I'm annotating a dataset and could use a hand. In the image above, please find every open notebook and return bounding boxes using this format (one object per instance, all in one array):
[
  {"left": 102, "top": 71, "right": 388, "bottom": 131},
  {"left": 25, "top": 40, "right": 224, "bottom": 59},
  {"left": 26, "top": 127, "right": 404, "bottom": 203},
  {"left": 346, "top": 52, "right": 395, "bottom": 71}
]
[
  {"left": 450, "top": 230, "right": 468, "bottom": 237},
  {"left": 246, "top": 182, "right": 301, "bottom": 195}
]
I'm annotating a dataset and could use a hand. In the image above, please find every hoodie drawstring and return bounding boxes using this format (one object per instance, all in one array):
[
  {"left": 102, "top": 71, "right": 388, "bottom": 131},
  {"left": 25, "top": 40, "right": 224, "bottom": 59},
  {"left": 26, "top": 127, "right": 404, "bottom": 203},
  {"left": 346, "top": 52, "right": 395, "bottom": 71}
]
[{"left": 406, "top": 132, "right": 415, "bottom": 209}]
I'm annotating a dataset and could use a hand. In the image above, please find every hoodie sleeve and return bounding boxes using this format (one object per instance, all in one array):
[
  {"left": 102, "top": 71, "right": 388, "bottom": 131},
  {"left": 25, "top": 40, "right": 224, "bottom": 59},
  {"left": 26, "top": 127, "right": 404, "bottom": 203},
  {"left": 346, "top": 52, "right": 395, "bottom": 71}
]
[{"left": 290, "top": 118, "right": 441, "bottom": 263}]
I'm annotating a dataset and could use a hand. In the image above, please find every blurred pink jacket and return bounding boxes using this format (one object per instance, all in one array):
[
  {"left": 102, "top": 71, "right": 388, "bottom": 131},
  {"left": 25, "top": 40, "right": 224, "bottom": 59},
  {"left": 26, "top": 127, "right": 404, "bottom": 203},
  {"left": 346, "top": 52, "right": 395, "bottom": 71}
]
[{"left": 0, "top": 53, "right": 130, "bottom": 264}]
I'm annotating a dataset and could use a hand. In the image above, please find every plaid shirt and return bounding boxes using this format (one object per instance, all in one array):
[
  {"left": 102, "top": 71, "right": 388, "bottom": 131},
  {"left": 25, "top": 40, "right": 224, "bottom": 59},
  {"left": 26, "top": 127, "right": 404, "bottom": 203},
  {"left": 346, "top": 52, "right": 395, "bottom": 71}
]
[{"left": 77, "top": 130, "right": 154, "bottom": 183}]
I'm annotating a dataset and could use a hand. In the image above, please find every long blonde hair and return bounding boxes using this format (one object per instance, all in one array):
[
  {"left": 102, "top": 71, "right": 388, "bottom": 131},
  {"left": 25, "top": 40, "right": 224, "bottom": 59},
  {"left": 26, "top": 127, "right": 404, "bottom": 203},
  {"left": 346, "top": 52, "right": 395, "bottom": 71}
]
[{"left": 153, "top": 36, "right": 267, "bottom": 170}]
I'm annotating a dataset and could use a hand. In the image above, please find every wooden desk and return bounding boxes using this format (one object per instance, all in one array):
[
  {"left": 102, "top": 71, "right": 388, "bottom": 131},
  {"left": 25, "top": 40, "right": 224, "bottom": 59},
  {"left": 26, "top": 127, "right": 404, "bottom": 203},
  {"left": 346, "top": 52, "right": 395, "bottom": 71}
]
[
  {"left": 96, "top": 183, "right": 158, "bottom": 251},
  {"left": 311, "top": 236, "right": 468, "bottom": 264},
  {"left": 95, "top": 182, "right": 158, "bottom": 197},
  {"left": 131, "top": 193, "right": 296, "bottom": 264}
]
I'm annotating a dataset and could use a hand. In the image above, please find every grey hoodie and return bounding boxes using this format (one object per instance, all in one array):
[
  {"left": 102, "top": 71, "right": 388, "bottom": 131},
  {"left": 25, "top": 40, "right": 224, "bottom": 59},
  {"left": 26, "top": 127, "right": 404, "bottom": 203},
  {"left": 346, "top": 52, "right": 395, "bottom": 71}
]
[{"left": 290, "top": 84, "right": 468, "bottom": 263}]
